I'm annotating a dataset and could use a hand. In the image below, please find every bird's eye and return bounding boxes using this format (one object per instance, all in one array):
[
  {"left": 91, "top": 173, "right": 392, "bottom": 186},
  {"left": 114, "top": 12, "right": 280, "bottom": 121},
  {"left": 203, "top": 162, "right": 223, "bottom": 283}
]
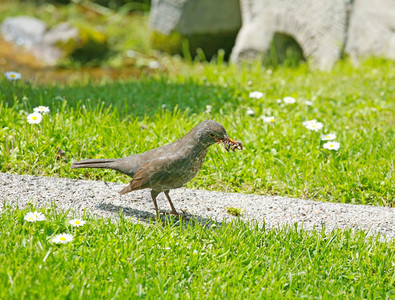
[{"left": 209, "top": 133, "right": 216, "bottom": 138}]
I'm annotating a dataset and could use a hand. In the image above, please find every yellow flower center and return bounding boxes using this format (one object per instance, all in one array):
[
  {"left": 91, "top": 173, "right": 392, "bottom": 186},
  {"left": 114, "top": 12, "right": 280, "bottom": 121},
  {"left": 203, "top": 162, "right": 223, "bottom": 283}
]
[
  {"left": 330, "top": 144, "right": 334, "bottom": 147},
  {"left": 60, "top": 237, "right": 66, "bottom": 241},
  {"left": 32, "top": 116, "right": 37, "bottom": 120},
  {"left": 75, "top": 220, "right": 80, "bottom": 224},
  {"left": 10, "top": 74, "right": 16, "bottom": 78},
  {"left": 270, "top": 119, "right": 274, "bottom": 122}
]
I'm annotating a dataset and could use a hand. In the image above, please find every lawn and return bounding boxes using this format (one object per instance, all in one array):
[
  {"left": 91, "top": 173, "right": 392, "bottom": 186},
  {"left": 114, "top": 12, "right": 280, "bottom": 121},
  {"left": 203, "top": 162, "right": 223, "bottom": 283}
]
[
  {"left": 0, "top": 1, "right": 394, "bottom": 298},
  {"left": 0, "top": 205, "right": 393, "bottom": 299},
  {"left": 0, "top": 59, "right": 394, "bottom": 206}
]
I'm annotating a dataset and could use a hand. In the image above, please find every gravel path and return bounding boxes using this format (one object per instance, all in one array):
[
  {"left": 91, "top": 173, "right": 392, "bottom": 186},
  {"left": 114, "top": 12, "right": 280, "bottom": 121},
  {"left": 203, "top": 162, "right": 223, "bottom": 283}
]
[{"left": 1, "top": 173, "right": 394, "bottom": 239}]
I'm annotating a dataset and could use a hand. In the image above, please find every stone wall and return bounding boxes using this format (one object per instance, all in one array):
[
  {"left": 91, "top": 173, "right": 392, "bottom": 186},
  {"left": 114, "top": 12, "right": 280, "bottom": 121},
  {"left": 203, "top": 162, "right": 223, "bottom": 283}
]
[
  {"left": 150, "top": 0, "right": 241, "bottom": 58},
  {"left": 345, "top": 0, "right": 395, "bottom": 62},
  {"left": 150, "top": 0, "right": 395, "bottom": 69}
]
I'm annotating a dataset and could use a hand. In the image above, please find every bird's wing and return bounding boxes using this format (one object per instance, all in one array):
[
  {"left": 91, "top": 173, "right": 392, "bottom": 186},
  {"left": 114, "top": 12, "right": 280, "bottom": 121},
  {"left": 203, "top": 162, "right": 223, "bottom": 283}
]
[{"left": 119, "top": 156, "right": 181, "bottom": 194}]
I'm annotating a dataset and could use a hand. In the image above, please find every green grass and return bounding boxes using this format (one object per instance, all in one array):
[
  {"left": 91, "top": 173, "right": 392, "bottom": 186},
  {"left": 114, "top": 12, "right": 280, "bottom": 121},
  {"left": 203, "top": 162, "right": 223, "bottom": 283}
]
[
  {"left": 1, "top": 3, "right": 394, "bottom": 298},
  {"left": 1, "top": 59, "right": 394, "bottom": 206},
  {"left": 0, "top": 205, "right": 393, "bottom": 299}
]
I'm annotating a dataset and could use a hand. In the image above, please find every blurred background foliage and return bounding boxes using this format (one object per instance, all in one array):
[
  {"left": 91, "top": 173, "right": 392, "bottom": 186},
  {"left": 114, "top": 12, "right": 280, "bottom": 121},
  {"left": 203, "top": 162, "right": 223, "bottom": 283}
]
[{"left": 17, "top": 0, "right": 151, "bottom": 12}]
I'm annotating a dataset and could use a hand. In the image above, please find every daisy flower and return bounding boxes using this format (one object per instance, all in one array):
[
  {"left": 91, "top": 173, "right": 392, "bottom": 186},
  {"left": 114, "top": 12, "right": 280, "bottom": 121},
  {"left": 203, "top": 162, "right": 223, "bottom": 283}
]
[
  {"left": 321, "top": 133, "right": 336, "bottom": 141},
  {"left": 5, "top": 71, "right": 21, "bottom": 81},
  {"left": 51, "top": 233, "right": 73, "bottom": 244},
  {"left": 148, "top": 60, "right": 160, "bottom": 69},
  {"left": 33, "top": 106, "right": 50, "bottom": 114},
  {"left": 303, "top": 119, "right": 323, "bottom": 131},
  {"left": 276, "top": 99, "right": 282, "bottom": 104},
  {"left": 69, "top": 219, "right": 86, "bottom": 227},
  {"left": 205, "top": 105, "right": 212, "bottom": 113},
  {"left": 246, "top": 107, "right": 255, "bottom": 116},
  {"left": 305, "top": 100, "right": 313, "bottom": 106},
  {"left": 249, "top": 91, "right": 263, "bottom": 99},
  {"left": 27, "top": 112, "right": 42, "bottom": 124},
  {"left": 262, "top": 116, "right": 275, "bottom": 123},
  {"left": 24, "top": 211, "right": 46, "bottom": 222},
  {"left": 305, "top": 122, "right": 323, "bottom": 131},
  {"left": 303, "top": 119, "right": 317, "bottom": 126},
  {"left": 323, "top": 141, "right": 340, "bottom": 151},
  {"left": 283, "top": 96, "right": 296, "bottom": 104}
]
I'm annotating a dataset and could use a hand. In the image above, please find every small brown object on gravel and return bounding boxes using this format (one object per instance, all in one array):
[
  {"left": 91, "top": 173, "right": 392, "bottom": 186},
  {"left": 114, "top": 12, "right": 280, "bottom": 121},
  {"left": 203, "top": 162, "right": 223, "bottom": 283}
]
[{"left": 71, "top": 120, "right": 242, "bottom": 217}]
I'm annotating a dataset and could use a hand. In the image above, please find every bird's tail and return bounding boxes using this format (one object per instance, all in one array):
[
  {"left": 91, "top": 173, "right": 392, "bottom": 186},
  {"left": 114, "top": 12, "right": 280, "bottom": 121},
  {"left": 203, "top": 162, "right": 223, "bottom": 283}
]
[{"left": 70, "top": 159, "right": 117, "bottom": 170}]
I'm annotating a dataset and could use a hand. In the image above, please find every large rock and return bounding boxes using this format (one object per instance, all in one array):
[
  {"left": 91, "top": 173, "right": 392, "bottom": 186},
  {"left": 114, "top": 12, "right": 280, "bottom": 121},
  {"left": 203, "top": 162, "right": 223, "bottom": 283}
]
[
  {"left": 1, "top": 16, "right": 78, "bottom": 65},
  {"left": 1, "top": 16, "right": 46, "bottom": 48},
  {"left": 230, "top": 0, "right": 349, "bottom": 70},
  {"left": 1, "top": 16, "right": 108, "bottom": 66},
  {"left": 345, "top": 0, "right": 395, "bottom": 61},
  {"left": 150, "top": 0, "right": 241, "bottom": 58}
]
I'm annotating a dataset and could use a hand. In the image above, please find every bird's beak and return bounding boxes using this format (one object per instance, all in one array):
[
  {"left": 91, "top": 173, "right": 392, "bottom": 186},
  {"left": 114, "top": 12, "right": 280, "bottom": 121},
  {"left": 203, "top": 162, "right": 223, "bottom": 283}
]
[{"left": 217, "top": 135, "right": 243, "bottom": 152}]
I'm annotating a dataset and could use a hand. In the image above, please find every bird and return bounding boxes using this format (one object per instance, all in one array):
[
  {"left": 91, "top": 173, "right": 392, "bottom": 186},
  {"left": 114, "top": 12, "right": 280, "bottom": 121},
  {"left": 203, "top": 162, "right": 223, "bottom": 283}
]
[{"left": 71, "top": 120, "right": 243, "bottom": 217}]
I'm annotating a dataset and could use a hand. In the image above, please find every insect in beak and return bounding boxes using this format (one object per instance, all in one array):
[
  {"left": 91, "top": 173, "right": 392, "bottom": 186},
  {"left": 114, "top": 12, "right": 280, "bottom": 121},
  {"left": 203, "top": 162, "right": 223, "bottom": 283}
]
[{"left": 217, "top": 136, "right": 243, "bottom": 152}]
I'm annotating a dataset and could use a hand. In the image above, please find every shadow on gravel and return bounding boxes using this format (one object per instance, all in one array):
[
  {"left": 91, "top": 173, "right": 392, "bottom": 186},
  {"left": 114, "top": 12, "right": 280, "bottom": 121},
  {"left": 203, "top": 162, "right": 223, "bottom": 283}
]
[{"left": 96, "top": 202, "right": 222, "bottom": 228}]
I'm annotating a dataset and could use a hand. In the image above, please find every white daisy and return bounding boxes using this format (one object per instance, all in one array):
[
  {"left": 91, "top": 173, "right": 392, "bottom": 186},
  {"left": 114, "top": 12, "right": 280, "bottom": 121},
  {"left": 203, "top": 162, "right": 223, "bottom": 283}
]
[
  {"left": 148, "top": 60, "right": 160, "bottom": 69},
  {"left": 303, "top": 119, "right": 317, "bottom": 126},
  {"left": 283, "top": 96, "right": 296, "bottom": 104},
  {"left": 33, "top": 106, "right": 50, "bottom": 114},
  {"left": 249, "top": 91, "right": 263, "bottom": 99},
  {"left": 276, "top": 99, "right": 282, "bottom": 104},
  {"left": 27, "top": 112, "right": 42, "bottom": 124},
  {"left": 323, "top": 141, "right": 340, "bottom": 151},
  {"left": 305, "top": 100, "right": 313, "bottom": 106},
  {"left": 321, "top": 133, "right": 337, "bottom": 141},
  {"left": 51, "top": 233, "right": 73, "bottom": 244},
  {"left": 69, "top": 219, "right": 86, "bottom": 227},
  {"left": 303, "top": 119, "right": 324, "bottom": 131},
  {"left": 305, "top": 122, "right": 323, "bottom": 131},
  {"left": 24, "top": 211, "right": 46, "bottom": 222},
  {"left": 246, "top": 107, "right": 255, "bottom": 116},
  {"left": 263, "top": 116, "right": 275, "bottom": 123},
  {"left": 5, "top": 71, "right": 21, "bottom": 81},
  {"left": 205, "top": 105, "right": 212, "bottom": 113}
]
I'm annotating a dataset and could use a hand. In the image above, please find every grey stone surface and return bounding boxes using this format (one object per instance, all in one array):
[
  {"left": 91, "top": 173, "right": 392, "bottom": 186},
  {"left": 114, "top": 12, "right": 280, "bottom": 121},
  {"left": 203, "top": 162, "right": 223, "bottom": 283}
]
[
  {"left": 230, "top": 0, "right": 349, "bottom": 70},
  {"left": 345, "top": 0, "right": 395, "bottom": 61},
  {"left": 150, "top": 0, "right": 241, "bottom": 35},
  {"left": 149, "top": 0, "right": 241, "bottom": 57},
  {"left": 1, "top": 173, "right": 394, "bottom": 240},
  {"left": 1, "top": 17, "right": 79, "bottom": 66},
  {"left": 1, "top": 16, "right": 46, "bottom": 48},
  {"left": 42, "top": 22, "right": 79, "bottom": 46}
]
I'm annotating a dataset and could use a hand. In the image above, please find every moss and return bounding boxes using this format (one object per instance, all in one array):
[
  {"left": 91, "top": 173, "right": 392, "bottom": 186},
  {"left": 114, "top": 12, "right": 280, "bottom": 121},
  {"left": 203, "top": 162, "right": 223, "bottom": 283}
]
[
  {"left": 150, "top": 31, "right": 183, "bottom": 56},
  {"left": 56, "top": 24, "right": 110, "bottom": 65},
  {"left": 226, "top": 207, "right": 243, "bottom": 217},
  {"left": 150, "top": 29, "right": 239, "bottom": 60}
]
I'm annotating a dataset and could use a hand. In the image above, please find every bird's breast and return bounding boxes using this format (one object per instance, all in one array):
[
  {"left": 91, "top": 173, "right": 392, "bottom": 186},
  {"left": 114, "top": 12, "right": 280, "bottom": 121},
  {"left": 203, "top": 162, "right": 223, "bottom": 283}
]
[{"left": 162, "top": 147, "right": 209, "bottom": 189}]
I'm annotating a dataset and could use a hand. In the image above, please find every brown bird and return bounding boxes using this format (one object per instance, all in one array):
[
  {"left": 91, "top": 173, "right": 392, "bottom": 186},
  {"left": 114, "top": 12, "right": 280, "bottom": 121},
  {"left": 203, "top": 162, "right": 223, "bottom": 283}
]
[{"left": 71, "top": 120, "right": 242, "bottom": 217}]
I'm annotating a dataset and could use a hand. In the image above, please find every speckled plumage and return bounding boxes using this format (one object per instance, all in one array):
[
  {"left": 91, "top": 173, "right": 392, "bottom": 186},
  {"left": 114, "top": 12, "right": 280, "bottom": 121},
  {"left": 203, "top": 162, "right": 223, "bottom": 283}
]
[{"left": 71, "top": 120, "right": 241, "bottom": 216}]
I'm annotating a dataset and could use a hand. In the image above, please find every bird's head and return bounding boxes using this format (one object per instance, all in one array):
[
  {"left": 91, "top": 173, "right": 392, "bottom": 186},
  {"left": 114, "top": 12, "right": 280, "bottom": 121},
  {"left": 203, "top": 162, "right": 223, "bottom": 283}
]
[{"left": 196, "top": 120, "right": 243, "bottom": 151}]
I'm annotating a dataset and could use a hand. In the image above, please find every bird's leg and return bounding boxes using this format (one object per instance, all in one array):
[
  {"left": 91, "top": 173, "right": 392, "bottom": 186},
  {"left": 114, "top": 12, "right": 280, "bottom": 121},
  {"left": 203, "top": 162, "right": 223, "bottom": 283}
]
[
  {"left": 150, "top": 190, "right": 160, "bottom": 218},
  {"left": 164, "top": 190, "right": 179, "bottom": 216}
]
